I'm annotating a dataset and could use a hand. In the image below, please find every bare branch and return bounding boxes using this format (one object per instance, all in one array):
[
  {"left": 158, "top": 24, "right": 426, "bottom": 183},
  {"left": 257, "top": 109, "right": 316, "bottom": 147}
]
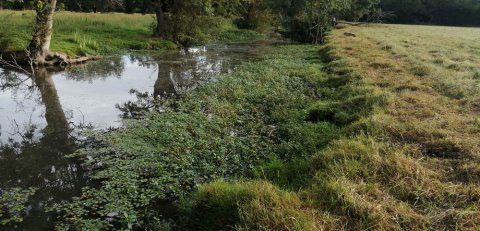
[{"left": 0, "top": 49, "right": 35, "bottom": 76}]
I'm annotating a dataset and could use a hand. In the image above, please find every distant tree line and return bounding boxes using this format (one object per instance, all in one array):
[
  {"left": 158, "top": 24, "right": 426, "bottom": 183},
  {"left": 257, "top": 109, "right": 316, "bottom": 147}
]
[
  {"left": 380, "top": 0, "right": 480, "bottom": 26},
  {"left": 5, "top": 0, "right": 480, "bottom": 25},
  {"left": 0, "top": 0, "right": 124, "bottom": 11}
]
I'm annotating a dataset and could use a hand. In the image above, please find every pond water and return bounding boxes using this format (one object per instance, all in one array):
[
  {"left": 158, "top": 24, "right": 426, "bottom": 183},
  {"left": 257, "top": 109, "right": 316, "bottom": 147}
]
[{"left": 0, "top": 42, "right": 272, "bottom": 230}]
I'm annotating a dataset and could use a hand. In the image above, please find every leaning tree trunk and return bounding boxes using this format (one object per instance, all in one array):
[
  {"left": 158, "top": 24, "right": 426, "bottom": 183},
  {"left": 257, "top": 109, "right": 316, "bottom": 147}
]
[{"left": 28, "top": 0, "right": 58, "bottom": 64}]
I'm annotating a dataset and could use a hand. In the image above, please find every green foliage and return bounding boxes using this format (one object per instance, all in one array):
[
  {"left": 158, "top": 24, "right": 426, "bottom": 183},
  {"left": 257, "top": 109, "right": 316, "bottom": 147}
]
[
  {"left": 0, "top": 11, "right": 33, "bottom": 53},
  {"left": 146, "top": 0, "right": 380, "bottom": 44},
  {"left": 0, "top": 187, "right": 37, "bottom": 226},
  {"left": 0, "top": 33, "right": 17, "bottom": 52},
  {"left": 166, "top": 16, "right": 261, "bottom": 46},
  {"left": 0, "top": 11, "right": 174, "bottom": 55},
  {"left": 0, "top": 10, "right": 261, "bottom": 55},
  {"left": 342, "top": 0, "right": 381, "bottom": 21},
  {"left": 71, "top": 31, "right": 100, "bottom": 55},
  {"left": 277, "top": 0, "right": 351, "bottom": 43},
  {"left": 145, "top": 0, "right": 263, "bottom": 45},
  {"left": 213, "top": 29, "right": 263, "bottom": 43},
  {"left": 234, "top": 0, "right": 276, "bottom": 33},
  {"left": 252, "top": 158, "right": 313, "bottom": 190}
]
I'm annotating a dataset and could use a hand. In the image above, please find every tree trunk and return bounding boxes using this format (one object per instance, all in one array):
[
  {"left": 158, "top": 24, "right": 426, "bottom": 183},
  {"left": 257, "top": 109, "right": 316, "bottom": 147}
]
[
  {"left": 154, "top": 4, "right": 167, "bottom": 37},
  {"left": 28, "top": 0, "right": 58, "bottom": 64},
  {"left": 0, "top": 0, "right": 4, "bottom": 10}
]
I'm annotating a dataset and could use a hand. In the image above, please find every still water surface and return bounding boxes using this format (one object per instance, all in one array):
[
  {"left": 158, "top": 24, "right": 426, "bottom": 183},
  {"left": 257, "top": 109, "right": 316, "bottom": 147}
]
[{"left": 0, "top": 43, "right": 270, "bottom": 230}]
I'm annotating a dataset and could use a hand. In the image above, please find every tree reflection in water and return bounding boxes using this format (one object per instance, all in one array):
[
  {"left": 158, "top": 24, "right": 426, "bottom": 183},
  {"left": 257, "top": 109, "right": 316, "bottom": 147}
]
[
  {"left": 0, "top": 68, "right": 87, "bottom": 230},
  {"left": 0, "top": 41, "right": 274, "bottom": 229},
  {"left": 64, "top": 56, "right": 125, "bottom": 82},
  {"left": 117, "top": 45, "right": 265, "bottom": 119}
]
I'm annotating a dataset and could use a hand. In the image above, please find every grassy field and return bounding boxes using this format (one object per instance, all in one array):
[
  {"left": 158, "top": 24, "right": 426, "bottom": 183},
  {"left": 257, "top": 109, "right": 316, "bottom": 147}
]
[
  {"left": 314, "top": 24, "right": 480, "bottom": 229},
  {"left": 0, "top": 10, "right": 261, "bottom": 56}
]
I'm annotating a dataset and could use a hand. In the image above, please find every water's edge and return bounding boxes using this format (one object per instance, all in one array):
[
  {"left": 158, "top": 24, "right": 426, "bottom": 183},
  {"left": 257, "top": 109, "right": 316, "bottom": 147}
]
[{"left": 0, "top": 42, "right": 273, "bottom": 230}]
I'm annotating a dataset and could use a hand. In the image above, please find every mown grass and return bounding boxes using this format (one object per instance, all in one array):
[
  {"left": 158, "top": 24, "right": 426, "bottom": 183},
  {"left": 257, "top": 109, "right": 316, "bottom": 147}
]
[
  {"left": 319, "top": 24, "right": 480, "bottom": 229},
  {"left": 0, "top": 10, "right": 262, "bottom": 56}
]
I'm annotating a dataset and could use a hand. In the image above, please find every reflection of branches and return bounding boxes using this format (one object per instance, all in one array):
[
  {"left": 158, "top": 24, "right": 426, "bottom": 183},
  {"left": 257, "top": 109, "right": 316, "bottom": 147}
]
[
  {"left": 9, "top": 119, "right": 38, "bottom": 144},
  {"left": 0, "top": 59, "right": 89, "bottom": 227},
  {"left": 64, "top": 56, "right": 125, "bottom": 82},
  {"left": 0, "top": 49, "right": 35, "bottom": 76},
  {"left": 0, "top": 68, "right": 39, "bottom": 116},
  {"left": 116, "top": 45, "right": 264, "bottom": 119},
  {"left": 70, "top": 109, "right": 95, "bottom": 131},
  {"left": 116, "top": 89, "right": 156, "bottom": 119},
  {"left": 0, "top": 67, "right": 35, "bottom": 91},
  {"left": 128, "top": 54, "right": 157, "bottom": 69}
]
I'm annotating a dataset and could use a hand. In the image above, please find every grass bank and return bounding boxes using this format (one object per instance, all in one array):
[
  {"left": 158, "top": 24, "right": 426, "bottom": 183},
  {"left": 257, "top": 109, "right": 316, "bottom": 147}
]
[
  {"left": 0, "top": 10, "right": 262, "bottom": 56},
  {"left": 43, "top": 24, "right": 480, "bottom": 230}
]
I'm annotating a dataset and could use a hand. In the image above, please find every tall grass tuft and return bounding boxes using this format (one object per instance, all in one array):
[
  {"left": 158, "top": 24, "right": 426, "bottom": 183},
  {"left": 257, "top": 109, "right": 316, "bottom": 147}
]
[{"left": 70, "top": 30, "right": 100, "bottom": 54}]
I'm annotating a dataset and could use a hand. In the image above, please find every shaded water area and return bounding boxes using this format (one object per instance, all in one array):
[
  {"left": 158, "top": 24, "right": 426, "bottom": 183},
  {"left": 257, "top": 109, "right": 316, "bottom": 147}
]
[{"left": 0, "top": 43, "right": 271, "bottom": 230}]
